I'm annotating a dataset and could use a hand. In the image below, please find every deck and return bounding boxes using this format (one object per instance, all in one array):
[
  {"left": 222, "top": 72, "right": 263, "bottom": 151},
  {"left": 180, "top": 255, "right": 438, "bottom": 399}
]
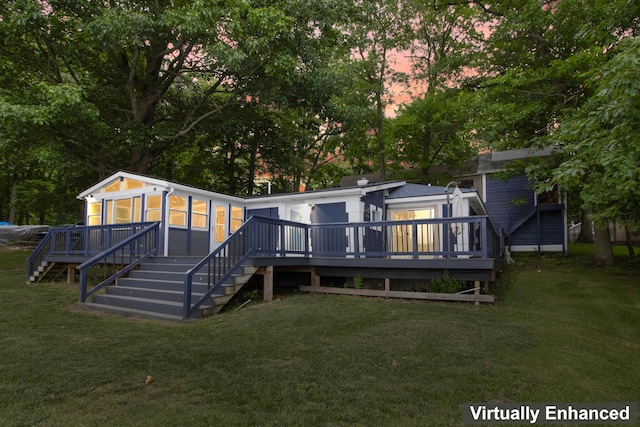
[{"left": 28, "top": 216, "right": 503, "bottom": 319}]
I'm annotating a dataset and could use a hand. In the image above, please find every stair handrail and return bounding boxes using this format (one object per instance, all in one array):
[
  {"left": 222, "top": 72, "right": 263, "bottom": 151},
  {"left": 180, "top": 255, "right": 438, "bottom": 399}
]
[
  {"left": 27, "top": 232, "right": 53, "bottom": 279},
  {"left": 184, "top": 217, "right": 258, "bottom": 319},
  {"left": 77, "top": 222, "right": 160, "bottom": 303}
]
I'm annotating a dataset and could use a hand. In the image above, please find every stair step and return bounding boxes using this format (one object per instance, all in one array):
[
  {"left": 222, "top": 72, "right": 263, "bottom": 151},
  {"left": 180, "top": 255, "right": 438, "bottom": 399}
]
[
  {"left": 79, "top": 302, "right": 185, "bottom": 322},
  {"left": 128, "top": 269, "right": 210, "bottom": 283},
  {"left": 91, "top": 294, "right": 212, "bottom": 317},
  {"left": 81, "top": 256, "right": 257, "bottom": 320},
  {"left": 117, "top": 277, "right": 218, "bottom": 294},
  {"left": 107, "top": 285, "right": 222, "bottom": 303}
]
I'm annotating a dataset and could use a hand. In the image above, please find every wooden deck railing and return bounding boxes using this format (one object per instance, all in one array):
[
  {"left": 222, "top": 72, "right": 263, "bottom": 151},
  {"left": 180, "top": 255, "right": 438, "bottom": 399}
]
[
  {"left": 77, "top": 223, "right": 161, "bottom": 302},
  {"left": 184, "top": 215, "right": 501, "bottom": 319},
  {"left": 247, "top": 215, "right": 502, "bottom": 260},
  {"left": 27, "top": 222, "right": 160, "bottom": 279}
]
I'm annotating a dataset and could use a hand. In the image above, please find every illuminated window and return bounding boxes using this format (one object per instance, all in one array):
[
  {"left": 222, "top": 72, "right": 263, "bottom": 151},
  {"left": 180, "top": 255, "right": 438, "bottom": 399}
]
[
  {"left": 115, "top": 199, "right": 132, "bottom": 223},
  {"left": 215, "top": 206, "right": 226, "bottom": 242},
  {"left": 104, "top": 177, "right": 145, "bottom": 192},
  {"left": 391, "top": 208, "right": 437, "bottom": 253},
  {"left": 88, "top": 201, "right": 102, "bottom": 226},
  {"left": 133, "top": 197, "right": 141, "bottom": 222},
  {"left": 105, "top": 200, "right": 113, "bottom": 224},
  {"left": 146, "top": 195, "right": 162, "bottom": 222},
  {"left": 104, "top": 180, "right": 121, "bottom": 193},
  {"left": 169, "top": 195, "right": 187, "bottom": 227},
  {"left": 192, "top": 199, "right": 208, "bottom": 229},
  {"left": 123, "top": 178, "right": 144, "bottom": 190},
  {"left": 231, "top": 206, "right": 243, "bottom": 232}
]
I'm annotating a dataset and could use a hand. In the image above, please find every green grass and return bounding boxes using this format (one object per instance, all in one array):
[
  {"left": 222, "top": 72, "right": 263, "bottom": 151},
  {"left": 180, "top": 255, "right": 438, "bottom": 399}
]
[{"left": 1, "top": 246, "right": 639, "bottom": 426}]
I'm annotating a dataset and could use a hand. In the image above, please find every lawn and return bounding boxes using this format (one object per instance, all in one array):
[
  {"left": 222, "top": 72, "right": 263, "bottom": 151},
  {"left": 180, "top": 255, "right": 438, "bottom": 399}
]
[{"left": 1, "top": 246, "right": 639, "bottom": 426}]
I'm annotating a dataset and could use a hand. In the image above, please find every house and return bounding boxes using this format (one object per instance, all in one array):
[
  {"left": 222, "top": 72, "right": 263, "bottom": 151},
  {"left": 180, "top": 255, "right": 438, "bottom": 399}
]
[
  {"left": 27, "top": 171, "right": 503, "bottom": 320},
  {"left": 342, "top": 147, "right": 568, "bottom": 255},
  {"left": 456, "top": 148, "right": 566, "bottom": 255}
]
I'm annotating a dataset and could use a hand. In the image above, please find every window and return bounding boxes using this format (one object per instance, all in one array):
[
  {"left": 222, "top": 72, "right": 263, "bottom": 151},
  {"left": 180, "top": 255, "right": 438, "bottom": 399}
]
[
  {"left": 123, "top": 178, "right": 144, "bottom": 190},
  {"left": 215, "top": 206, "right": 226, "bottom": 242},
  {"left": 115, "top": 199, "right": 132, "bottom": 223},
  {"left": 391, "top": 208, "right": 437, "bottom": 253},
  {"left": 146, "top": 195, "right": 162, "bottom": 222},
  {"left": 133, "top": 197, "right": 141, "bottom": 222},
  {"left": 192, "top": 199, "right": 208, "bottom": 229},
  {"left": 169, "top": 195, "right": 187, "bottom": 227},
  {"left": 87, "top": 201, "right": 102, "bottom": 226},
  {"left": 104, "top": 180, "right": 121, "bottom": 193},
  {"left": 103, "top": 177, "right": 145, "bottom": 192},
  {"left": 105, "top": 200, "right": 113, "bottom": 224},
  {"left": 230, "top": 206, "right": 243, "bottom": 232}
]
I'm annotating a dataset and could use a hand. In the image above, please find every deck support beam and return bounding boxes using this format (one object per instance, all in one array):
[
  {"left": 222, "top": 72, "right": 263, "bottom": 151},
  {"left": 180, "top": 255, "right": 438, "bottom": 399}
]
[{"left": 263, "top": 266, "right": 273, "bottom": 302}]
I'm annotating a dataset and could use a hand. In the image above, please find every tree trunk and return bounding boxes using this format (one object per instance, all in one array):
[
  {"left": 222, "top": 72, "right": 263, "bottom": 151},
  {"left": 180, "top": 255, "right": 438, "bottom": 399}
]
[
  {"left": 9, "top": 175, "right": 18, "bottom": 224},
  {"left": 579, "top": 210, "right": 593, "bottom": 243},
  {"left": 377, "top": 94, "right": 386, "bottom": 181},
  {"left": 625, "top": 229, "right": 635, "bottom": 256},
  {"left": 593, "top": 225, "right": 615, "bottom": 266}
]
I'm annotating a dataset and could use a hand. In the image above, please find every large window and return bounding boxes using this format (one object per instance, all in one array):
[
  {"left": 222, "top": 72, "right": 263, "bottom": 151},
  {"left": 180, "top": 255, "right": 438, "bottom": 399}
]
[
  {"left": 230, "top": 206, "right": 243, "bottom": 232},
  {"left": 87, "top": 201, "right": 102, "bottom": 226},
  {"left": 146, "top": 195, "right": 162, "bottom": 222},
  {"left": 169, "top": 195, "right": 187, "bottom": 227},
  {"left": 192, "top": 199, "right": 208, "bottom": 229},
  {"left": 101, "top": 197, "right": 142, "bottom": 224},
  {"left": 103, "top": 177, "right": 144, "bottom": 193},
  {"left": 115, "top": 199, "right": 132, "bottom": 223},
  {"left": 391, "top": 208, "right": 437, "bottom": 253},
  {"left": 215, "top": 206, "right": 226, "bottom": 242}
]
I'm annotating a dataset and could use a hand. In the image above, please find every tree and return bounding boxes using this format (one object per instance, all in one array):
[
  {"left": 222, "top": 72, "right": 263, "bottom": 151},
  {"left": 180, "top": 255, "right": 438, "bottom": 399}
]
[
  {"left": 548, "top": 37, "right": 640, "bottom": 265},
  {"left": 0, "top": 0, "right": 343, "bottom": 176},
  {"left": 388, "top": 89, "right": 476, "bottom": 183},
  {"left": 408, "top": 0, "right": 488, "bottom": 94},
  {"left": 342, "top": 0, "right": 413, "bottom": 180}
]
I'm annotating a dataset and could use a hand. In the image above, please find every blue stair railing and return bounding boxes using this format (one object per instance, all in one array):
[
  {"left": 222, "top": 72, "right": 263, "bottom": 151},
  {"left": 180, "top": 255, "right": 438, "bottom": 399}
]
[
  {"left": 184, "top": 216, "right": 311, "bottom": 319},
  {"left": 77, "top": 223, "right": 160, "bottom": 303},
  {"left": 183, "top": 218, "right": 257, "bottom": 319},
  {"left": 27, "top": 222, "right": 159, "bottom": 280}
]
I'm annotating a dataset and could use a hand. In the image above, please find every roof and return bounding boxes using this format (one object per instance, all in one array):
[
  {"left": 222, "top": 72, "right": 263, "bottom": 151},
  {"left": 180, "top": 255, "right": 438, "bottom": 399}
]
[{"left": 387, "top": 184, "right": 475, "bottom": 199}]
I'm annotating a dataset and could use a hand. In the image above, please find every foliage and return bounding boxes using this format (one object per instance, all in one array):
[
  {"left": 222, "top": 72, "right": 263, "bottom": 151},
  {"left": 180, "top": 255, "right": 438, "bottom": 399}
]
[
  {"left": 388, "top": 88, "right": 477, "bottom": 182},
  {"left": 548, "top": 37, "right": 640, "bottom": 231},
  {"left": 429, "top": 270, "right": 462, "bottom": 293}
]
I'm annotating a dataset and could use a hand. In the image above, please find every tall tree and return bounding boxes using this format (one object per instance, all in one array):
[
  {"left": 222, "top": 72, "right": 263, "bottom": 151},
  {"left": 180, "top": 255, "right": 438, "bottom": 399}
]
[
  {"left": 473, "top": 0, "right": 640, "bottom": 264},
  {"left": 388, "top": 89, "right": 476, "bottom": 183},
  {"left": 342, "top": 0, "right": 413, "bottom": 180},
  {"left": 547, "top": 37, "right": 640, "bottom": 265},
  {"left": 0, "top": 0, "right": 343, "bottom": 177}
]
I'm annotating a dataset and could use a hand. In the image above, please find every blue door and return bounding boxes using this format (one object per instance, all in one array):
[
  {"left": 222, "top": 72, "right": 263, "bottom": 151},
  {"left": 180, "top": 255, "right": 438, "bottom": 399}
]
[
  {"left": 311, "top": 202, "right": 348, "bottom": 256},
  {"left": 247, "top": 208, "right": 279, "bottom": 255}
]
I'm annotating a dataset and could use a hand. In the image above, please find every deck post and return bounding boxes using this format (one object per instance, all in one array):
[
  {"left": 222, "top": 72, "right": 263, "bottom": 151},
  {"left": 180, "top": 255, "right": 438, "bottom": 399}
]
[
  {"left": 385, "top": 278, "right": 390, "bottom": 297},
  {"left": 474, "top": 280, "right": 481, "bottom": 306},
  {"left": 263, "top": 266, "right": 273, "bottom": 302},
  {"left": 310, "top": 267, "right": 320, "bottom": 287},
  {"left": 66, "top": 265, "right": 75, "bottom": 284}
]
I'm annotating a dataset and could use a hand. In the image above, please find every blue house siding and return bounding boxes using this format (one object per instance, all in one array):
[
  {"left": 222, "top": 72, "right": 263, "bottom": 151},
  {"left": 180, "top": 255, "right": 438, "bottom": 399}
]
[
  {"left": 484, "top": 174, "right": 534, "bottom": 235},
  {"left": 311, "top": 202, "right": 348, "bottom": 255},
  {"left": 167, "top": 229, "right": 210, "bottom": 256},
  {"left": 247, "top": 207, "right": 279, "bottom": 219},
  {"left": 510, "top": 209, "right": 564, "bottom": 247}
]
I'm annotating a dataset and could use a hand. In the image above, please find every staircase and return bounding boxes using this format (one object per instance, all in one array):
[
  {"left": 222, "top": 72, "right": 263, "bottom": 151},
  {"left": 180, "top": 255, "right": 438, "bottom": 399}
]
[
  {"left": 29, "top": 261, "right": 60, "bottom": 283},
  {"left": 80, "top": 256, "right": 259, "bottom": 321}
]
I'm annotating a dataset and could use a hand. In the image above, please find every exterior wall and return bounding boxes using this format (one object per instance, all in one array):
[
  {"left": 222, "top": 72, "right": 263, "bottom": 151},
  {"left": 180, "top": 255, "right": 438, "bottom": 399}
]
[
  {"left": 167, "top": 229, "right": 210, "bottom": 256},
  {"left": 484, "top": 174, "right": 534, "bottom": 236},
  {"left": 484, "top": 173, "right": 565, "bottom": 252},
  {"left": 510, "top": 210, "right": 564, "bottom": 249}
]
